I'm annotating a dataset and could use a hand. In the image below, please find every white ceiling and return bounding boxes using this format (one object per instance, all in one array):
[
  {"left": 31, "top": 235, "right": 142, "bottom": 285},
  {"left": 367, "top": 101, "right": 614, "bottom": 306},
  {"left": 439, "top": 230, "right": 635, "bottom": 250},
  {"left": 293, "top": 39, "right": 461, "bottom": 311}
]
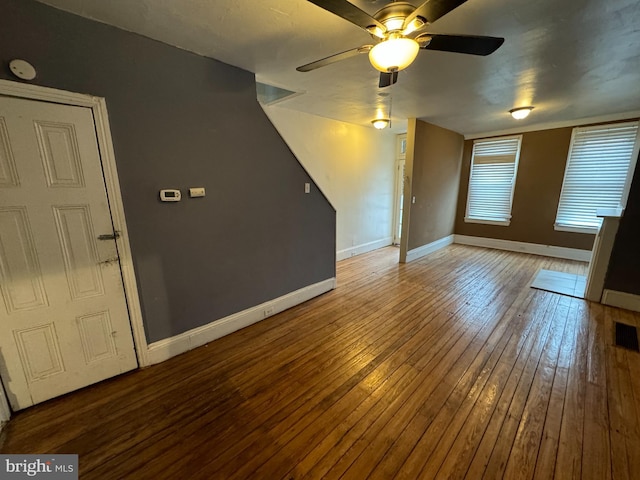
[{"left": 37, "top": 0, "right": 640, "bottom": 136}]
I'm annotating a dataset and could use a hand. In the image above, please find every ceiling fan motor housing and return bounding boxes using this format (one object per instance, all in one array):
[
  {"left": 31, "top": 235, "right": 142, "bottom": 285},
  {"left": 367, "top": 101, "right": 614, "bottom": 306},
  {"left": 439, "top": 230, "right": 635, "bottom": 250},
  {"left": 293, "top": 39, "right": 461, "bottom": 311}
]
[
  {"left": 375, "top": 2, "right": 418, "bottom": 28},
  {"left": 368, "top": 2, "right": 425, "bottom": 38}
]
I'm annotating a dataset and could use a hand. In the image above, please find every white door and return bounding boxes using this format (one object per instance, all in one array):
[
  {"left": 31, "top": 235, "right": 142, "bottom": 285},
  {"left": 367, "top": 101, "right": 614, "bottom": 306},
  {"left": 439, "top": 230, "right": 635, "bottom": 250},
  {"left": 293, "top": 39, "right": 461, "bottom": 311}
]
[{"left": 0, "top": 95, "right": 137, "bottom": 410}]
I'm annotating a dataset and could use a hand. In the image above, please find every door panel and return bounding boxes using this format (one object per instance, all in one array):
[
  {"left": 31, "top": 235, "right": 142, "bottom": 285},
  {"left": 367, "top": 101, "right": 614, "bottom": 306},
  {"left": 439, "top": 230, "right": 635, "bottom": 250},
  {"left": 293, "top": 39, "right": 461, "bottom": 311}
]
[
  {"left": 53, "top": 205, "right": 105, "bottom": 299},
  {"left": 0, "top": 95, "right": 137, "bottom": 410},
  {"left": 77, "top": 311, "right": 118, "bottom": 363},
  {"left": 0, "top": 207, "right": 49, "bottom": 312},
  {"left": 0, "top": 118, "right": 20, "bottom": 187},
  {"left": 13, "top": 323, "right": 64, "bottom": 382},
  {"left": 35, "top": 121, "right": 85, "bottom": 188}
]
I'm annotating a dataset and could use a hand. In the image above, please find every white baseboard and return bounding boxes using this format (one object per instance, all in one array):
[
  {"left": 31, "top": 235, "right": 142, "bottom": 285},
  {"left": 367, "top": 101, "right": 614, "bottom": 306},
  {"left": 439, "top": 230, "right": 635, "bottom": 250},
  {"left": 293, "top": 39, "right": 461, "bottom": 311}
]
[
  {"left": 147, "top": 277, "right": 336, "bottom": 365},
  {"left": 337, "top": 237, "right": 393, "bottom": 261},
  {"left": 602, "top": 289, "right": 640, "bottom": 313},
  {"left": 405, "top": 235, "right": 455, "bottom": 263},
  {"left": 454, "top": 235, "right": 592, "bottom": 262}
]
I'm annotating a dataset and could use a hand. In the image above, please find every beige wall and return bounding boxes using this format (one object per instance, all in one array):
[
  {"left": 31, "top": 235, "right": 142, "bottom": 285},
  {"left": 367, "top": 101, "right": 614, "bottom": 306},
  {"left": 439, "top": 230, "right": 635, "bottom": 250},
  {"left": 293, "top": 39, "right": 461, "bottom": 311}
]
[
  {"left": 455, "top": 126, "right": 595, "bottom": 250},
  {"left": 403, "top": 119, "right": 464, "bottom": 254},
  {"left": 263, "top": 105, "right": 396, "bottom": 257}
]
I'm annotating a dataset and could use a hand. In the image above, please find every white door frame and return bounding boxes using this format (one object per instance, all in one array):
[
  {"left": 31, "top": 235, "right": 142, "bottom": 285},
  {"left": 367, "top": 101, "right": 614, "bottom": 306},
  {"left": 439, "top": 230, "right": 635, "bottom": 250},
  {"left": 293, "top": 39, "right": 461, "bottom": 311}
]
[
  {"left": 392, "top": 134, "right": 407, "bottom": 245},
  {"left": 0, "top": 80, "right": 150, "bottom": 419}
]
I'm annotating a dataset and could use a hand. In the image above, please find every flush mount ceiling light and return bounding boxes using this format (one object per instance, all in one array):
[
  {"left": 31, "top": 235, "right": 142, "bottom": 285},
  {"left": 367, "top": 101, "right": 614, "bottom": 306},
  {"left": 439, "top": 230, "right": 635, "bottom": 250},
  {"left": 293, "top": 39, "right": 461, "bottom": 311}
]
[
  {"left": 369, "top": 36, "right": 420, "bottom": 73},
  {"left": 372, "top": 118, "right": 390, "bottom": 129},
  {"left": 510, "top": 107, "right": 534, "bottom": 120}
]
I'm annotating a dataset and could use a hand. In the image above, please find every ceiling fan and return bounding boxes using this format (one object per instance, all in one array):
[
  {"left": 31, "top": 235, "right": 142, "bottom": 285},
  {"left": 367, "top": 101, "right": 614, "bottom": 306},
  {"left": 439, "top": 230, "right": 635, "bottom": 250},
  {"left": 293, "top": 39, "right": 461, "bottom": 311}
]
[{"left": 297, "top": 0, "right": 504, "bottom": 88}]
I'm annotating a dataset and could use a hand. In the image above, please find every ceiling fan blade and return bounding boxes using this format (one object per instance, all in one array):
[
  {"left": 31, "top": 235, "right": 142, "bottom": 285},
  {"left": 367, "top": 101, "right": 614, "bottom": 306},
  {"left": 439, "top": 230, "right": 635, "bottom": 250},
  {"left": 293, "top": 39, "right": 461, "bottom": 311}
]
[
  {"left": 404, "top": 0, "right": 469, "bottom": 28},
  {"left": 297, "top": 45, "right": 372, "bottom": 72},
  {"left": 307, "top": 0, "right": 385, "bottom": 32},
  {"left": 419, "top": 33, "right": 504, "bottom": 56},
  {"left": 379, "top": 71, "right": 398, "bottom": 88}
]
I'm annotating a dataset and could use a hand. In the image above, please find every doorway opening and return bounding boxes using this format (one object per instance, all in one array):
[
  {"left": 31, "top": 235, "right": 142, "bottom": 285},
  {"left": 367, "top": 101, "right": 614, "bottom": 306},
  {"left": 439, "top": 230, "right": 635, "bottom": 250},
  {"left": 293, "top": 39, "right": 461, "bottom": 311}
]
[
  {"left": 0, "top": 80, "right": 148, "bottom": 418},
  {"left": 392, "top": 134, "right": 407, "bottom": 245}
]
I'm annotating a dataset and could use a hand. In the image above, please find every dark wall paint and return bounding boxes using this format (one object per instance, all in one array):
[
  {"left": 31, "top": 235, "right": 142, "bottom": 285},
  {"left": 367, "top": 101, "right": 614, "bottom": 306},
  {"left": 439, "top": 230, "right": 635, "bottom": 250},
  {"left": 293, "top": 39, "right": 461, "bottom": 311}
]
[
  {"left": 407, "top": 120, "right": 463, "bottom": 250},
  {"left": 0, "top": 0, "right": 336, "bottom": 343},
  {"left": 605, "top": 152, "right": 640, "bottom": 294},
  {"left": 455, "top": 127, "right": 595, "bottom": 250}
]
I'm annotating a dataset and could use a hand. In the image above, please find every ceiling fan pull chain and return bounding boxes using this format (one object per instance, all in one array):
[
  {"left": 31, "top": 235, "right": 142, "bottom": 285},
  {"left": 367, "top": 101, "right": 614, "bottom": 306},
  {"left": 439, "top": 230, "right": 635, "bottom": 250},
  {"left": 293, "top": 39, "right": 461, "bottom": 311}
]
[{"left": 389, "top": 76, "right": 393, "bottom": 128}]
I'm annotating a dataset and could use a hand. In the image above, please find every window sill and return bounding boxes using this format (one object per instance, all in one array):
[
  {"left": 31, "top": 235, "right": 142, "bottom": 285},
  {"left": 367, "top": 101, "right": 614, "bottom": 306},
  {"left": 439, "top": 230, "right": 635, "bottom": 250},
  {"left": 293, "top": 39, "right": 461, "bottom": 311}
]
[
  {"left": 554, "top": 224, "right": 599, "bottom": 234},
  {"left": 464, "top": 217, "right": 511, "bottom": 227}
]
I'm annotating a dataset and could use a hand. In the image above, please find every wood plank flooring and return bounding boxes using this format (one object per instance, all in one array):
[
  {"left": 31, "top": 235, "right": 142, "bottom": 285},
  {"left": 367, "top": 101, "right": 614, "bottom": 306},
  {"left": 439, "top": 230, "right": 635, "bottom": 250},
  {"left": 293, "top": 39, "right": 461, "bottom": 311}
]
[{"left": 2, "top": 244, "right": 640, "bottom": 479}]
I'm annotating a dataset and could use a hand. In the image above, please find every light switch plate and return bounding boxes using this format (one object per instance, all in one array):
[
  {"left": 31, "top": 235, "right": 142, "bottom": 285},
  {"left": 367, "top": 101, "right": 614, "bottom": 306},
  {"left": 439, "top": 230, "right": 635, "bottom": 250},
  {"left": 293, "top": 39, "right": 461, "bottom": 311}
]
[{"left": 189, "top": 187, "right": 206, "bottom": 198}]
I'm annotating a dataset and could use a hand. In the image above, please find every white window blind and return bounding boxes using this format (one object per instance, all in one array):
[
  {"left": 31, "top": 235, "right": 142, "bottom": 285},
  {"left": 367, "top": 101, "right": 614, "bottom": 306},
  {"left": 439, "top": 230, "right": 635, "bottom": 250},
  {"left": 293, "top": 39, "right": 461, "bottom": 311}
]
[
  {"left": 555, "top": 122, "right": 639, "bottom": 233},
  {"left": 465, "top": 135, "right": 522, "bottom": 225}
]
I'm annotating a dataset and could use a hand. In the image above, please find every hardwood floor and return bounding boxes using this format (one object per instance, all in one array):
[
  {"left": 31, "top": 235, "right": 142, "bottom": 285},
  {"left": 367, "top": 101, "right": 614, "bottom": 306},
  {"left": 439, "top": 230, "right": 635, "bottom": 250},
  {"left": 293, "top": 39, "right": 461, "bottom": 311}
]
[{"left": 2, "top": 244, "right": 640, "bottom": 479}]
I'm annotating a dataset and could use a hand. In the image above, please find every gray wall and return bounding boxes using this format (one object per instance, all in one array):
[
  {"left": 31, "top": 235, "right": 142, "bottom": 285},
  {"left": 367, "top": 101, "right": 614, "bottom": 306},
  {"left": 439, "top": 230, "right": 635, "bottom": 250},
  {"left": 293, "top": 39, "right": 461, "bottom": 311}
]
[
  {"left": 605, "top": 152, "right": 640, "bottom": 294},
  {"left": 0, "top": 0, "right": 336, "bottom": 343}
]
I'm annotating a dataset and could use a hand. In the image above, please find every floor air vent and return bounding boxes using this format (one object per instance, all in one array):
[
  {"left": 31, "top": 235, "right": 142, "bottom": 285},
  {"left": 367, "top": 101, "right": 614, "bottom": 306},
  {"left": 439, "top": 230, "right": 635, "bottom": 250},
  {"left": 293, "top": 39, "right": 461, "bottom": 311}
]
[{"left": 615, "top": 322, "right": 640, "bottom": 352}]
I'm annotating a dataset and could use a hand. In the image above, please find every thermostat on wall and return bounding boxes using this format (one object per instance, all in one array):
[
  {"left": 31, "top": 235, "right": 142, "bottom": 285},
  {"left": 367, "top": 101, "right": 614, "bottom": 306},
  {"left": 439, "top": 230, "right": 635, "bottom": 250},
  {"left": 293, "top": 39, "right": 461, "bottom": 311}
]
[{"left": 160, "top": 189, "right": 181, "bottom": 202}]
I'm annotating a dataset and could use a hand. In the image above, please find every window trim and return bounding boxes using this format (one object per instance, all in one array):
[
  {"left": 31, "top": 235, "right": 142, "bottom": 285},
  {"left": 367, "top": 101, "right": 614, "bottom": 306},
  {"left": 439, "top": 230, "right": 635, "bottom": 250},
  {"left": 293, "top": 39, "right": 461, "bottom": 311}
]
[
  {"left": 464, "top": 217, "right": 512, "bottom": 227},
  {"left": 464, "top": 134, "right": 523, "bottom": 227},
  {"left": 553, "top": 121, "right": 640, "bottom": 234},
  {"left": 554, "top": 224, "right": 599, "bottom": 235}
]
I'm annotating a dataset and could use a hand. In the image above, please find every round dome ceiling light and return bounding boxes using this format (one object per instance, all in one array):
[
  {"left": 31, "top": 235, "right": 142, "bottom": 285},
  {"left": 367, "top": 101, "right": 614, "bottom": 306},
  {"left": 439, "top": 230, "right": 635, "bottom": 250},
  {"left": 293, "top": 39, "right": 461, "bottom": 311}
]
[
  {"left": 372, "top": 118, "right": 390, "bottom": 129},
  {"left": 510, "top": 107, "right": 534, "bottom": 120},
  {"left": 369, "top": 37, "right": 420, "bottom": 73}
]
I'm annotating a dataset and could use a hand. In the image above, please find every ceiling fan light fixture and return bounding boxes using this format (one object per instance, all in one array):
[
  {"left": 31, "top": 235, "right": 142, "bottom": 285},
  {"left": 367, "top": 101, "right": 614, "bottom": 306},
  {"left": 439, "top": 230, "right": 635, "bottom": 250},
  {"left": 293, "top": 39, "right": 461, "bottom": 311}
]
[
  {"left": 372, "top": 118, "right": 390, "bottom": 129},
  {"left": 401, "top": 18, "right": 425, "bottom": 36},
  {"left": 369, "top": 37, "right": 420, "bottom": 72},
  {"left": 366, "top": 25, "right": 386, "bottom": 39},
  {"left": 383, "top": 17, "right": 405, "bottom": 32},
  {"left": 510, "top": 106, "right": 534, "bottom": 120}
]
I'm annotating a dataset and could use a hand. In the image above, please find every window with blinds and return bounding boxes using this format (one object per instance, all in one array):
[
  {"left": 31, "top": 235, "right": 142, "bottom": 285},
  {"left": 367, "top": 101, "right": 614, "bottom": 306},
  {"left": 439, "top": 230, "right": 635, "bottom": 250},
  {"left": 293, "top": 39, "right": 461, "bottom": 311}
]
[
  {"left": 555, "top": 121, "right": 639, "bottom": 233},
  {"left": 465, "top": 135, "right": 522, "bottom": 225}
]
